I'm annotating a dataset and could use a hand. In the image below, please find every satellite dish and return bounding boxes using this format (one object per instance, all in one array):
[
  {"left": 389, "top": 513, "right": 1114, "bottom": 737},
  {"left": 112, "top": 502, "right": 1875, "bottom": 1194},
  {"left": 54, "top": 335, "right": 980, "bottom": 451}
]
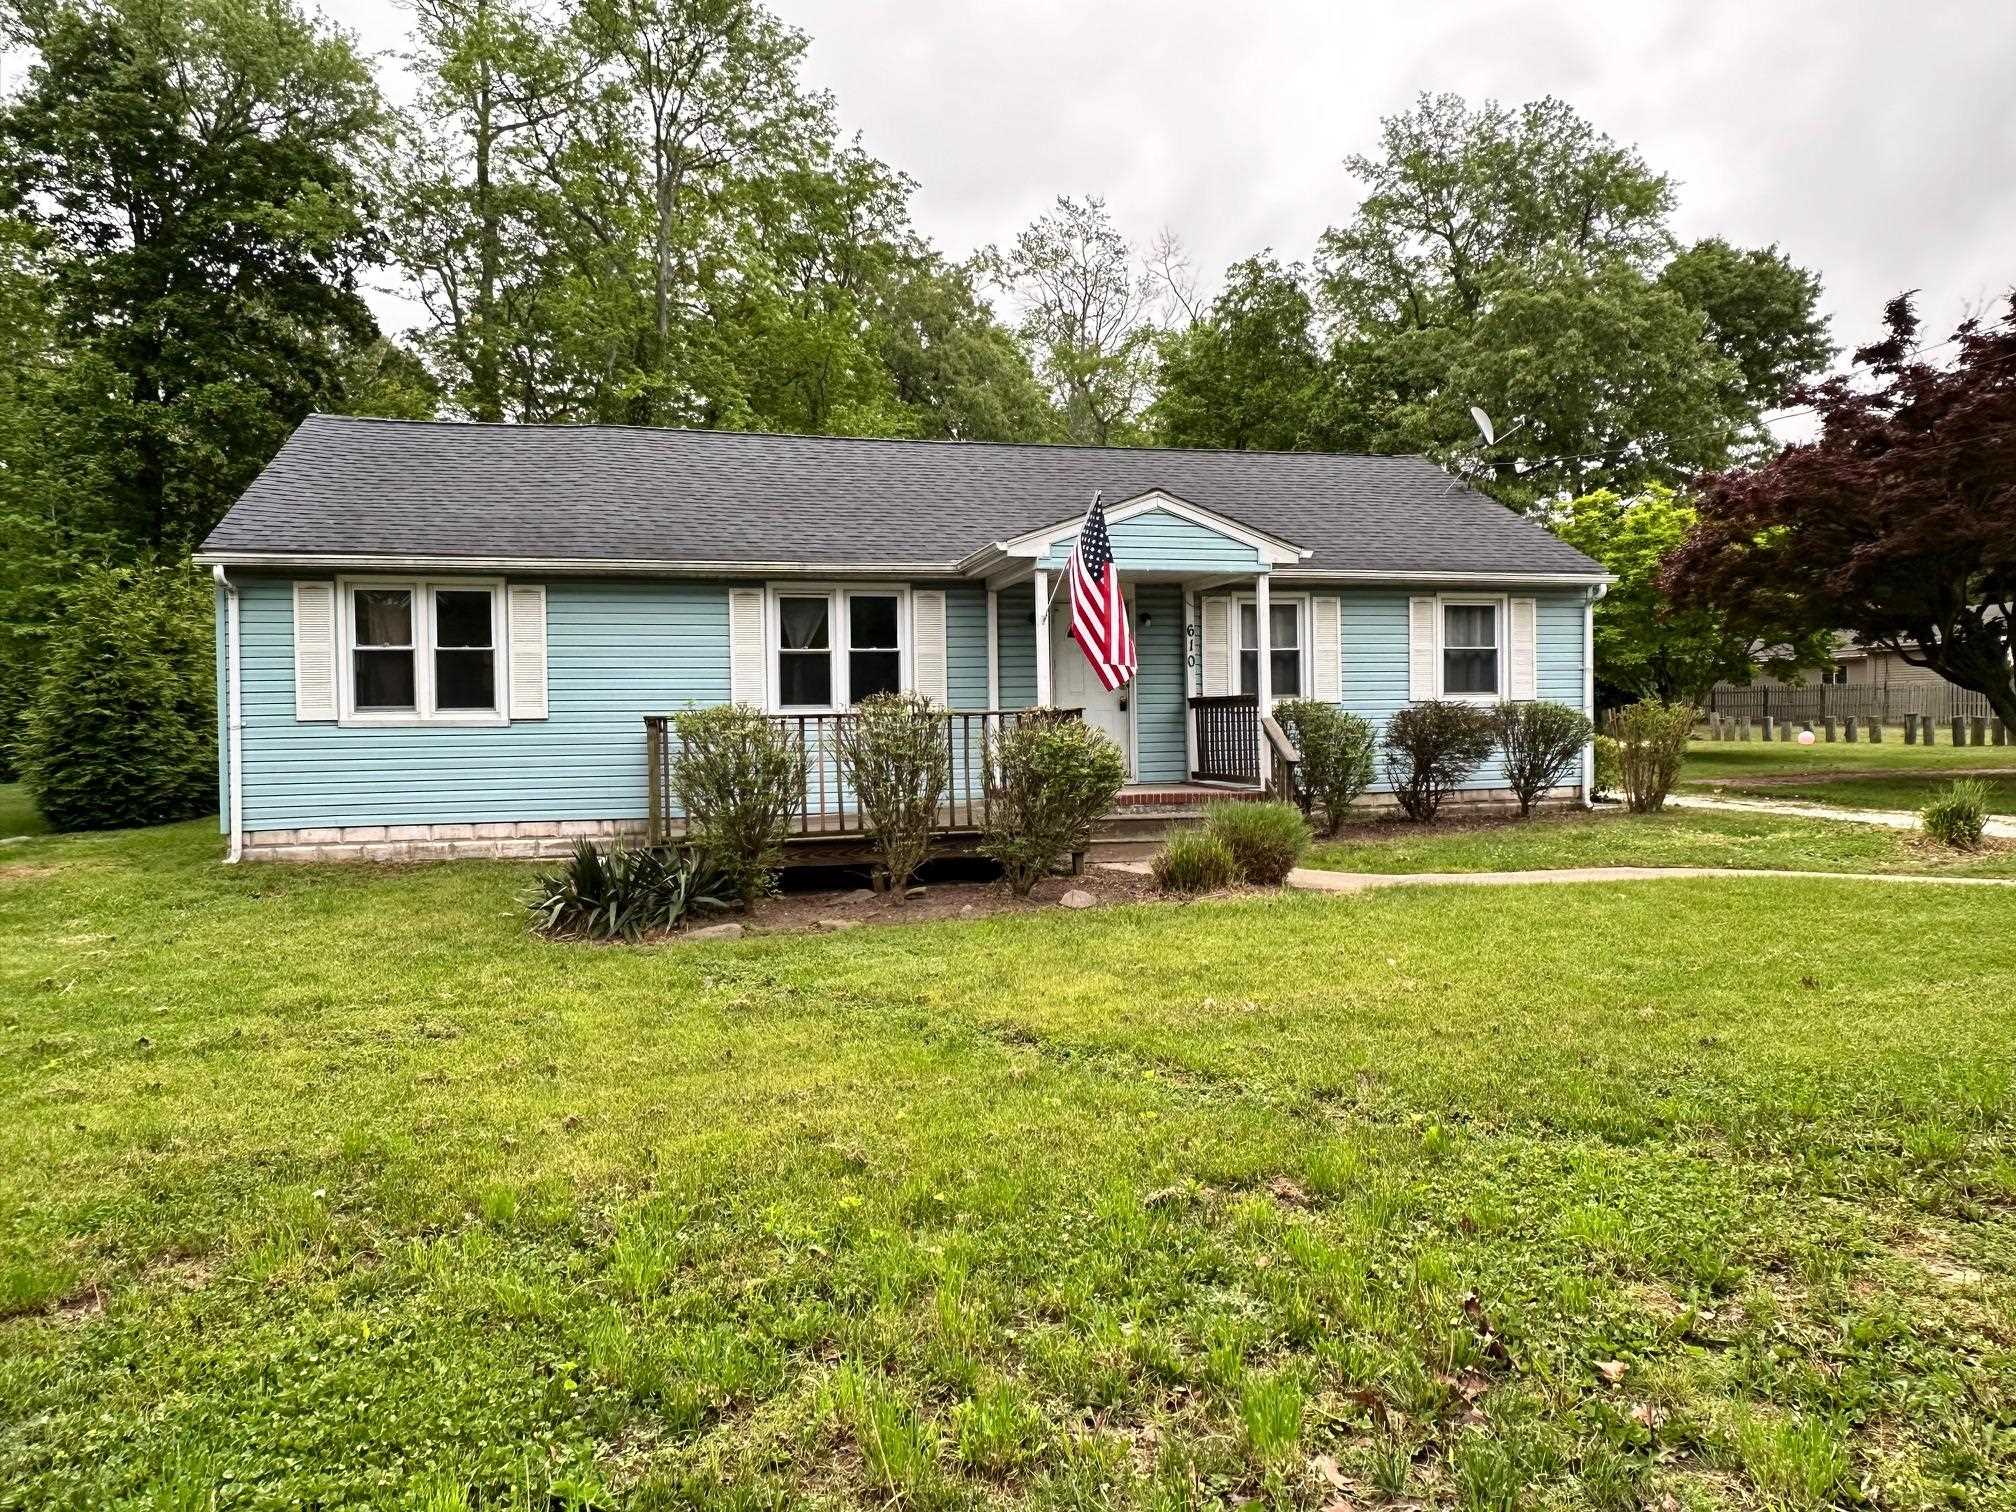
[{"left": 1470, "top": 406, "right": 1496, "bottom": 446}]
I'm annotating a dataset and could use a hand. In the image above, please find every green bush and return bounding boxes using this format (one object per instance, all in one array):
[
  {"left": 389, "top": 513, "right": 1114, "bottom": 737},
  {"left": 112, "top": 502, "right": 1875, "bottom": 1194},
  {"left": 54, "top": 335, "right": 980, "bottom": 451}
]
[
  {"left": 1491, "top": 699, "right": 1594, "bottom": 816},
  {"left": 1592, "top": 734, "right": 1622, "bottom": 800},
  {"left": 1605, "top": 698, "right": 1696, "bottom": 814},
  {"left": 980, "top": 714, "right": 1127, "bottom": 896},
  {"left": 834, "top": 693, "right": 950, "bottom": 899},
  {"left": 1150, "top": 828, "right": 1240, "bottom": 894},
  {"left": 1921, "top": 780, "right": 1989, "bottom": 850},
  {"left": 671, "top": 704, "right": 806, "bottom": 910},
  {"left": 19, "top": 564, "right": 215, "bottom": 831},
  {"left": 1203, "top": 800, "right": 1309, "bottom": 885},
  {"left": 1381, "top": 701, "right": 1495, "bottom": 822},
  {"left": 527, "top": 840, "right": 729, "bottom": 941},
  {"left": 1272, "top": 698, "right": 1376, "bottom": 835}
]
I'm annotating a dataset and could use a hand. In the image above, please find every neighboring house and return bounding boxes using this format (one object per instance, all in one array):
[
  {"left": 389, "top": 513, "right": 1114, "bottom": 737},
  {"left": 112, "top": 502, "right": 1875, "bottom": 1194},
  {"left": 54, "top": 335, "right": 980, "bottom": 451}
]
[
  {"left": 1712, "top": 632, "right": 1995, "bottom": 722},
  {"left": 193, "top": 416, "right": 1610, "bottom": 861}
]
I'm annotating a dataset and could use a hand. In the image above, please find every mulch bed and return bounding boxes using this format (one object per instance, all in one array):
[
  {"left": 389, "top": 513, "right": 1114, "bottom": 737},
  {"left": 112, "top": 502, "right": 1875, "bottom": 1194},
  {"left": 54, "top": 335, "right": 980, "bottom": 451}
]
[{"left": 660, "top": 858, "right": 1167, "bottom": 940}]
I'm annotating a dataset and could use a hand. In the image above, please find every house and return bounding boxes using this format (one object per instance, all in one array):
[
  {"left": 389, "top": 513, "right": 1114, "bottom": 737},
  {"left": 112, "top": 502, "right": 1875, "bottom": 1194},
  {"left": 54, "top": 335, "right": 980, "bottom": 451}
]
[
  {"left": 193, "top": 416, "right": 1610, "bottom": 861},
  {"left": 1710, "top": 631, "right": 1998, "bottom": 726}
]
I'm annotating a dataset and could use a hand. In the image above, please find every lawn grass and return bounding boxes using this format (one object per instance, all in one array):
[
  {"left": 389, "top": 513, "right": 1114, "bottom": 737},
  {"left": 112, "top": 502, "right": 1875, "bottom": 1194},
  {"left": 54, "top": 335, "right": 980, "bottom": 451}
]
[
  {"left": 4, "top": 816, "right": 2015, "bottom": 1507},
  {"left": 1305, "top": 806, "right": 2016, "bottom": 878},
  {"left": 1680, "top": 739, "right": 2016, "bottom": 814},
  {"left": 0, "top": 782, "right": 48, "bottom": 839}
]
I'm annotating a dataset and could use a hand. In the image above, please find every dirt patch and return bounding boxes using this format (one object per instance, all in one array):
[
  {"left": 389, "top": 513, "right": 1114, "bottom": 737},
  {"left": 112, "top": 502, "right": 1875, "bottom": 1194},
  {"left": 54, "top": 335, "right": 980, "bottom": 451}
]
[
  {"left": 0, "top": 864, "right": 58, "bottom": 883},
  {"left": 658, "top": 861, "right": 1164, "bottom": 941}
]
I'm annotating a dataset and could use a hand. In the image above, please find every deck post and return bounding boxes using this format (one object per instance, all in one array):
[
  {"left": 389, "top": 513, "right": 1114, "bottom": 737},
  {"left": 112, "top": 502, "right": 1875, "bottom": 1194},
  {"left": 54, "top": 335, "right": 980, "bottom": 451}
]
[
  {"left": 985, "top": 589, "right": 1000, "bottom": 709},
  {"left": 1183, "top": 587, "right": 1199, "bottom": 780},
  {"left": 1252, "top": 572, "right": 1272, "bottom": 779},
  {"left": 1033, "top": 568, "right": 1052, "bottom": 707}
]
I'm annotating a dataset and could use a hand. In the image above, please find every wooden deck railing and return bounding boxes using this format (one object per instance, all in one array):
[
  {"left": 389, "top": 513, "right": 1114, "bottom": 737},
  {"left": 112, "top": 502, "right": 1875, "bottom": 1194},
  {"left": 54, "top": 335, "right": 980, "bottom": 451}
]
[
  {"left": 645, "top": 708, "right": 1081, "bottom": 846},
  {"left": 1189, "top": 694, "right": 1258, "bottom": 783},
  {"left": 1261, "top": 715, "right": 1301, "bottom": 806}
]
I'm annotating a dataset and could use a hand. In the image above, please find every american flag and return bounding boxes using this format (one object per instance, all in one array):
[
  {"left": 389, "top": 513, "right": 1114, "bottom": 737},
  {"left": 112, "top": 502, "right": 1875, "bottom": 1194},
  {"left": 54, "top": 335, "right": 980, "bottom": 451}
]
[{"left": 1066, "top": 492, "right": 1136, "bottom": 691}]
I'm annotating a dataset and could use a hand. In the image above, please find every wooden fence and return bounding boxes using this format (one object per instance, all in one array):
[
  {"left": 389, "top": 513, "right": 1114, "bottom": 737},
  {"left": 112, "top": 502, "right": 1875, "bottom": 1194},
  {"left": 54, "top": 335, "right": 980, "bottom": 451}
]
[{"left": 1705, "top": 683, "right": 1995, "bottom": 726}]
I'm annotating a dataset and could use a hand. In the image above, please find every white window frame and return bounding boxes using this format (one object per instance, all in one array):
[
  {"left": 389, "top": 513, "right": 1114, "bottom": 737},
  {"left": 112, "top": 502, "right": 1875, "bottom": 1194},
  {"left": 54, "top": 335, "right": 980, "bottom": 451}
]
[
  {"left": 1232, "top": 592, "right": 1309, "bottom": 699},
  {"left": 1437, "top": 593, "right": 1507, "bottom": 703},
  {"left": 336, "top": 576, "right": 509, "bottom": 726},
  {"left": 765, "top": 583, "right": 911, "bottom": 713}
]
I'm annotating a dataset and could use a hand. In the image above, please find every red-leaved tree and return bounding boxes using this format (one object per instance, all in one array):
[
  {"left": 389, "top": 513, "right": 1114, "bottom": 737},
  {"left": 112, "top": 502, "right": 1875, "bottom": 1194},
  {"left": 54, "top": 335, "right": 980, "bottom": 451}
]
[{"left": 1663, "top": 292, "right": 2016, "bottom": 725}]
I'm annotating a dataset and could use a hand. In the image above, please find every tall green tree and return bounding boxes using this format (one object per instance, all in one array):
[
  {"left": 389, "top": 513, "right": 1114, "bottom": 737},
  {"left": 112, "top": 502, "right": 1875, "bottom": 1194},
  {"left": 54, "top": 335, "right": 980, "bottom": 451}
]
[
  {"left": 979, "top": 195, "right": 1160, "bottom": 445},
  {"left": 0, "top": 0, "right": 392, "bottom": 550},
  {"left": 1306, "top": 94, "right": 1829, "bottom": 503},
  {"left": 1551, "top": 484, "right": 1832, "bottom": 704},
  {"left": 1149, "top": 254, "right": 1323, "bottom": 450}
]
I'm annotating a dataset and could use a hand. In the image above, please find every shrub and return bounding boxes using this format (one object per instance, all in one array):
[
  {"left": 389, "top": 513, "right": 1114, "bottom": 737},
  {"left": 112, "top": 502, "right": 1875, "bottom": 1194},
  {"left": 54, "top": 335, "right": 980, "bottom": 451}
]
[
  {"left": 1381, "top": 701, "right": 1495, "bottom": 823},
  {"left": 1592, "top": 734, "right": 1622, "bottom": 801},
  {"left": 1203, "top": 800, "right": 1309, "bottom": 885},
  {"left": 670, "top": 705, "right": 805, "bottom": 910},
  {"left": 1491, "top": 700, "right": 1594, "bottom": 817},
  {"left": 980, "top": 715, "right": 1127, "bottom": 896},
  {"left": 834, "top": 693, "right": 950, "bottom": 899},
  {"left": 527, "top": 840, "right": 729, "bottom": 941},
  {"left": 1605, "top": 698, "right": 1696, "bottom": 813},
  {"left": 1922, "top": 779, "right": 1989, "bottom": 850},
  {"left": 19, "top": 564, "right": 215, "bottom": 831},
  {"left": 1272, "top": 699, "right": 1376, "bottom": 835},
  {"left": 1150, "top": 828, "right": 1239, "bottom": 894}
]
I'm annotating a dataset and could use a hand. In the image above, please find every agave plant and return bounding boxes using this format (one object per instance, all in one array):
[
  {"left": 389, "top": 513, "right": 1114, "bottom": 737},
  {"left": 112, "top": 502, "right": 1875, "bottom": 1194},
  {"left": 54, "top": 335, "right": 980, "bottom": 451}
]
[{"left": 527, "top": 840, "right": 730, "bottom": 942}]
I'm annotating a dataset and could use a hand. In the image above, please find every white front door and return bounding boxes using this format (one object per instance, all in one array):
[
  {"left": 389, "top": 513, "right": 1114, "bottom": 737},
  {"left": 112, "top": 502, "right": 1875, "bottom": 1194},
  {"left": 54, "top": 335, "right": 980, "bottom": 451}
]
[{"left": 1051, "top": 601, "right": 1133, "bottom": 774}]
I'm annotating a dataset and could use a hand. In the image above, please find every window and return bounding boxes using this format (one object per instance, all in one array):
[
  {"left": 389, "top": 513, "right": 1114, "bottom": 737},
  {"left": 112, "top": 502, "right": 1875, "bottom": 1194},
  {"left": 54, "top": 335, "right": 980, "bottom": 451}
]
[
  {"left": 848, "top": 594, "right": 901, "bottom": 700},
  {"left": 777, "top": 595, "right": 832, "bottom": 708},
  {"left": 771, "top": 587, "right": 907, "bottom": 709},
  {"left": 433, "top": 589, "right": 496, "bottom": 710},
  {"left": 1821, "top": 663, "right": 1850, "bottom": 686},
  {"left": 353, "top": 588, "right": 416, "bottom": 711},
  {"left": 1236, "top": 598, "right": 1304, "bottom": 697},
  {"left": 1442, "top": 601, "right": 1500, "bottom": 697},
  {"left": 341, "top": 580, "right": 505, "bottom": 723}
]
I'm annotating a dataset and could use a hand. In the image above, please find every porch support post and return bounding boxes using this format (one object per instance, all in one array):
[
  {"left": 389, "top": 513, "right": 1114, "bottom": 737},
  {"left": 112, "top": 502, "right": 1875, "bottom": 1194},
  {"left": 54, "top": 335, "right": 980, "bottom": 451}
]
[
  {"left": 1034, "top": 567, "right": 1052, "bottom": 707},
  {"left": 1253, "top": 571, "right": 1271, "bottom": 780},
  {"left": 985, "top": 588, "right": 1000, "bottom": 708},
  {"left": 1183, "top": 587, "right": 1199, "bottom": 779}
]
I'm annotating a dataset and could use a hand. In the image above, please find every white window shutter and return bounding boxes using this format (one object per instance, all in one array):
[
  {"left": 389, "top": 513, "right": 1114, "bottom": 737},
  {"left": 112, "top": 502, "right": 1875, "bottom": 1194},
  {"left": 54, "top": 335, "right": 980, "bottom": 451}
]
[
  {"left": 1201, "top": 595, "right": 1231, "bottom": 696},
  {"left": 729, "top": 587, "right": 765, "bottom": 708},
  {"left": 911, "top": 590, "right": 948, "bottom": 704},
  {"left": 292, "top": 581, "right": 338, "bottom": 721},
  {"left": 1312, "top": 596, "right": 1341, "bottom": 703},
  {"left": 1509, "top": 597, "right": 1538, "bottom": 700},
  {"left": 1408, "top": 596, "right": 1438, "bottom": 702},
  {"left": 507, "top": 585, "right": 548, "bottom": 719}
]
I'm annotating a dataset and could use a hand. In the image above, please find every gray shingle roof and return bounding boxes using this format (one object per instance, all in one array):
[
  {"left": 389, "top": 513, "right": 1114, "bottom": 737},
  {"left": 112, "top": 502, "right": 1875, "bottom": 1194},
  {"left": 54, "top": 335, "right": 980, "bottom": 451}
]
[{"left": 198, "top": 415, "right": 1605, "bottom": 578}]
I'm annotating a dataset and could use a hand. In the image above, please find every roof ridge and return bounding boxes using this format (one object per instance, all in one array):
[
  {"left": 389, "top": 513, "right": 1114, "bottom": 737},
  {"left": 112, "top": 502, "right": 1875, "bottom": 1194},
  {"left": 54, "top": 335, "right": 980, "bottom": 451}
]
[{"left": 300, "top": 412, "right": 1431, "bottom": 465}]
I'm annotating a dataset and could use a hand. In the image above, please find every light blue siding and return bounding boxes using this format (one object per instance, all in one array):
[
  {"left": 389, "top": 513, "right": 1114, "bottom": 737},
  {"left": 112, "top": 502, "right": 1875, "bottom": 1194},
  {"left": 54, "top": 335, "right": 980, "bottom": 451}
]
[
  {"left": 1336, "top": 588, "right": 1588, "bottom": 792},
  {"left": 945, "top": 586, "right": 990, "bottom": 707},
  {"left": 1043, "top": 507, "right": 1262, "bottom": 574},
  {"left": 235, "top": 576, "right": 729, "bottom": 831},
  {"left": 998, "top": 584, "right": 1037, "bottom": 708}
]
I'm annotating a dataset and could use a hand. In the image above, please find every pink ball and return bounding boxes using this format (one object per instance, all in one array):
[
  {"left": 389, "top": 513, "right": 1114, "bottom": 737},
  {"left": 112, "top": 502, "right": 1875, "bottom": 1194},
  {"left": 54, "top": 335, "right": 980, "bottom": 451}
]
[{"left": 1798, "top": 729, "right": 1816, "bottom": 745}]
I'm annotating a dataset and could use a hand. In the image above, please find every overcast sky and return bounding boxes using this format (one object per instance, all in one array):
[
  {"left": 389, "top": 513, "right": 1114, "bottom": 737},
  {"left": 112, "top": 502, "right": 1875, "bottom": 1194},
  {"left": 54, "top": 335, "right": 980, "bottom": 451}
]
[{"left": 342, "top": 0, "right": 2016, "bottom": 431}]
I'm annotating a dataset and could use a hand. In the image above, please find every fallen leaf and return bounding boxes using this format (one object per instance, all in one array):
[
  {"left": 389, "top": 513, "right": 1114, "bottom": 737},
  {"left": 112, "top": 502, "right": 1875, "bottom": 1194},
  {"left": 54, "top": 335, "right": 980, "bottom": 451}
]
[
  {"left": 1596, "top": 1359, "right": 1629, "bottom": 1386},
  {"left": 1629, "top": 1402, "right": 1666, "bottom": 1429},
  {"left": 1268, "top": 1175, "right": 1311, "bottom": 1207},
  {"left": 1312, "top": 1452, "right": 1349, "bottom": 1489}
]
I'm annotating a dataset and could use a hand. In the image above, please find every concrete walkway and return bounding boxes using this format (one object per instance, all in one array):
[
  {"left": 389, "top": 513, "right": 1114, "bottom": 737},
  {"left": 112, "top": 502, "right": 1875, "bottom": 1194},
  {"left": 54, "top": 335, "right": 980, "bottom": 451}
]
[
  {"left": 1670, "top": 791, "right": 2016, "bottom": 840},
  {"left": 1095, "top": 859, "right": 2016, "bottom": 892}
]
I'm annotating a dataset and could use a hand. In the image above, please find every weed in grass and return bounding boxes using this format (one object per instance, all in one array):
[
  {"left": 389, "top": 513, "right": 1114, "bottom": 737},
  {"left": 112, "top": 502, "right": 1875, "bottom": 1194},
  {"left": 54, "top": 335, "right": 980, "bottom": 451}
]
[
  {"left": 950, "top": 1379, "right": 1047, "bottom": 1476},
  {"left": 827, "top": 1362, "right": 945, "bottom": 1504},
  {"left": 1734, "top": 1410, "right": 1853, "bottom": 1509},
  {"left": 1239, "top": 1370, "right": 1305, "bottom": 1463}
]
